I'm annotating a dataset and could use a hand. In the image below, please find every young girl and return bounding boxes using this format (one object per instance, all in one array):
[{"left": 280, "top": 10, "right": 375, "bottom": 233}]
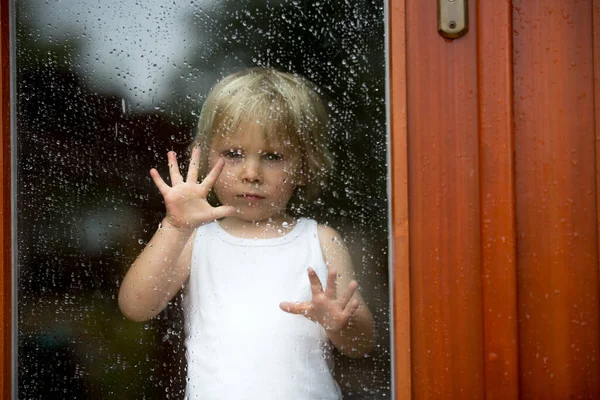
[{"left": 118, "top": 68, "right": 375, "bottom": 399}]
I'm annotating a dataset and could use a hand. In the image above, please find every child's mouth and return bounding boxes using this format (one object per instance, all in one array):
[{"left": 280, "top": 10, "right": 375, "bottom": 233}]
[{"left": 238, "top": 194, "right": 265, "bottom": 201}]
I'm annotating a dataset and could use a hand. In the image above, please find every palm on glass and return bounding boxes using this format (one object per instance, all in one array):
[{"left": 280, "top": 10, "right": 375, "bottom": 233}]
[
  {"left": 280, "top": 267, "right": 360, "bottom": 333},
  {"left": 150, "top": 148, "right": 236, "bottom": 231}
]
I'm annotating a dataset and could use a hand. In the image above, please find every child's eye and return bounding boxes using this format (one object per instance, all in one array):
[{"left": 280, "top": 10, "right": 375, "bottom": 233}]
[
  {"left": 264, "top": 153, "right": 283, "bottom": 161},
  {"left": 223, "top": 150, "right": 243, "bottom": 159}
]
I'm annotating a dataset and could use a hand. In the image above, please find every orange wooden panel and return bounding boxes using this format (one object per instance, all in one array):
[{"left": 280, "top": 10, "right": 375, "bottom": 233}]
[
  {"left": 513, "top": 0, "right": 600, "bottom": 398},
  {"left": 389, "top": 0, "right": 411, "bottom": 399},
  {"left": 406, "top": 1, "right": 484, "bottom": 398},
  {"left": 477, "top": 1, "right": 520, "bottom": 399},
  {"left": 595, "top": 0, "right": 600, "bottom": 334},
  {"left": 0, "top": 0, "right": 10, "bottom": 398}
]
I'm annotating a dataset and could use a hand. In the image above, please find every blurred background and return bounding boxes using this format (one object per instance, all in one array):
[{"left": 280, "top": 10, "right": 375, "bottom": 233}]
[{"left": 15, "top": 0, "right": 389, "bottom": 398}]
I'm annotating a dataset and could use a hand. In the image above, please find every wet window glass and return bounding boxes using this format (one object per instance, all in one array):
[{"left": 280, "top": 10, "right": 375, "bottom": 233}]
[{"left": 16, "top": 1, "right": 390, "bottom": 398}]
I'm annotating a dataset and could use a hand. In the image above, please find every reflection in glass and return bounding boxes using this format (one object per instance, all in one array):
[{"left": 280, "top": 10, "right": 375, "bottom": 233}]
[{"left": 16, "top": 1, "right": 389, "bottom": 398}]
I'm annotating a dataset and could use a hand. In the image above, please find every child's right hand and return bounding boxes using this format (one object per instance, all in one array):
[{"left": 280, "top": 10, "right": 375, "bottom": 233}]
[{"left": 150, "top": 148, "right": 236, "bottom": 231}]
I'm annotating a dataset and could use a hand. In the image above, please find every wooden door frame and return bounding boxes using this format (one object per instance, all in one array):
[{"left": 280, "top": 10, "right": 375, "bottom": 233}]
[
  {"left": 0, "top": 0, "right": 410, "bottom": 398},
  {"left": 388, "top": 0, "right": 411, "bottom": 399}
]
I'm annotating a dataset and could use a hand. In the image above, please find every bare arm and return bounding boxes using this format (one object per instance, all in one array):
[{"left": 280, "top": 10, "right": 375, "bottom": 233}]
[
  {"left": 118, "top": 148, "right": 235, "bottom": 322},
  {"left": 317, "top": 225, "right": 375, "bottom": 357},
  {"left": 118, "top": 221, "right": 194, "bottom": 322},
  {"left": 280, "top": 225, "right": 375, "bottom": 358}
]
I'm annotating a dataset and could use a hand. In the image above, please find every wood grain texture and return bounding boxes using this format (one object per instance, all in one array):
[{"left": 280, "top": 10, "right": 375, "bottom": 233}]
[
  {"left": 513, "top": 0, "right": 600, "bottom": 397},
  {"left": 594, "top": 0, "right": 600, "bottom": 375},
  {"left": 406, "top": 1, "right": 484, "bottom": 398},
  {"left": 0, "top": 0, "right": 11, "bottom": 398},
  {"left": 388, "top": 0, "right": 411, "bottom": 399},
  {"left": 477, "top": 1, "right": 520, "bottom": 399}
]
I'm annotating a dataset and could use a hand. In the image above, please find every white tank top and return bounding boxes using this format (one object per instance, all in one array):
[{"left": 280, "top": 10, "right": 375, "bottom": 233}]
[{"left": 183, "top": 218, "right": 342, "bottom": 399}]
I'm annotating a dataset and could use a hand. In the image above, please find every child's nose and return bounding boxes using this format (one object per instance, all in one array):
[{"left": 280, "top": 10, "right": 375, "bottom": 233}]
[{"left": 241, "top": 159, "right": 262, "bottom": 183}]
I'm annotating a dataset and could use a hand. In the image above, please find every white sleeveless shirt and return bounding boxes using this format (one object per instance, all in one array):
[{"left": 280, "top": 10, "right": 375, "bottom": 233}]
[{"left": 183, "top": 218, "right": 342, "bottom": 399}]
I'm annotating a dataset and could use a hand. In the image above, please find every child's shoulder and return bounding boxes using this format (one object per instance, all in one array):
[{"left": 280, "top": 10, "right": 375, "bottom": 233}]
[
  {"left": 315, "top": 223, "right": 352, "bottom": 273},
  {"left": 316, "top": 223, "right": 338, "bottom": 239},
  {"left": 315, "top": 223, "right": 346, "bottom": 250}
]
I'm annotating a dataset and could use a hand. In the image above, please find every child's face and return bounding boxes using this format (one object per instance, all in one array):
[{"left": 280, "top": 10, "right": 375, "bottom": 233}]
[{"left": 207, "top": 121, "right": 304, "bottom": 223}]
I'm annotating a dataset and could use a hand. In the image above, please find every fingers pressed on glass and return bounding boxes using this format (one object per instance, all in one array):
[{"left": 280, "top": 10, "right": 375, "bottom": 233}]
[
  {"left": 186, "top": 147, "right": 201, "bottom": 183},
  {"left": 150, "top": 168, "right": 169, "bottom": 196},
  {"left": 325, "top": 268, "right": 337, "bottom": 298},
  {"left": 279, "top": 301, "right": 309, "bottom": 315},
  {"left": 338, "top": 280, "right": 358, "bottom": 309},
  {"left": 344, "top": 299, "right": 360, "bottom": 319},
  {"left": 307, "top": 267, "right": 323, "bottom": 295},
  {"left": 210, "top": 205, "right": 237, "bottom": 220},
  {"left": 168, "top": 151, "right": 184, "bottom": 185},
  {"left": 200, "top": 158, "right": 225, "bottom": 191}
]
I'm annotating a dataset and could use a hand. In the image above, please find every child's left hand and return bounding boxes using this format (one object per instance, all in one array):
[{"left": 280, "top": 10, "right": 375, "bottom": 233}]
[{"left": 280, "top": 267, "right": 360, "bottom": 333}]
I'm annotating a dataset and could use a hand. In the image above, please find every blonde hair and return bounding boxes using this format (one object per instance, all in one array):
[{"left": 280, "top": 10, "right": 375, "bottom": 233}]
[{"left": 191, "top": 67, "right": 332, "bottom": 203}]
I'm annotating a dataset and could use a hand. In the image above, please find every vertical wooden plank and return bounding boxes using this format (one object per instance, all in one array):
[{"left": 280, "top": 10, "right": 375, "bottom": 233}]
[
  {"left": 406, "top": 1, "right": 484, "bottom": 398},
  {"left": 0, "top": 0, "right": 11, "bottom": 398},
  {"left": 477, "top": 1, "right": 520, "bottom": 399},
  {"left": 513, "top": 1, "right": 600, "bottom": 398},
  {"left": 389, "top": 0, "right": 411, "bottom": 399},
  {"left": 594, "top": 0, "right": 600, "bottom": 352}
]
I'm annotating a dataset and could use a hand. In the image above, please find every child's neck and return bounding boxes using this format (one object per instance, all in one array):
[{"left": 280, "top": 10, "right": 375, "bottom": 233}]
[{"left": 218, "top": 214, "right": 298, "bottom": 239}]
